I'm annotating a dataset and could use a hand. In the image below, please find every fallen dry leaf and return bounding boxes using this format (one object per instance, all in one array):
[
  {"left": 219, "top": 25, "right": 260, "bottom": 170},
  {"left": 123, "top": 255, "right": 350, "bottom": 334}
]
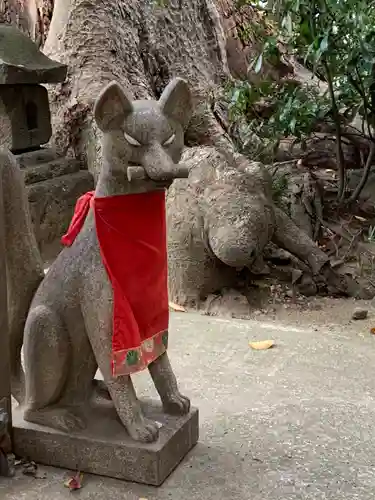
[
  {"left": 168, "top": 302, "right": 186, "bottom": 312},
  {"left": 249, "top": 340, "right": 275, "bottom": 350},
  {"left": 370, "top": 327, "right": 375, "bottom": 335},
  {"left": 64, "top": 471, "right": 84, "bottom": 491}
]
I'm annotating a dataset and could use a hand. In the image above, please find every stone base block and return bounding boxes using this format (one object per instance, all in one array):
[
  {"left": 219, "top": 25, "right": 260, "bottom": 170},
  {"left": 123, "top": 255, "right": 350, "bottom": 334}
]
[{"left": 12, "top": 401, "right": 199, "bottom": 486}]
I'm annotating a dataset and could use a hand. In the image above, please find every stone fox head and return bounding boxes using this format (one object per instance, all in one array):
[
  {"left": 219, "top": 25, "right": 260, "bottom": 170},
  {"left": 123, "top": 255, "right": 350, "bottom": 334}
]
[{"left": 94, "top": 78, "right": 193, "bottom": 187}]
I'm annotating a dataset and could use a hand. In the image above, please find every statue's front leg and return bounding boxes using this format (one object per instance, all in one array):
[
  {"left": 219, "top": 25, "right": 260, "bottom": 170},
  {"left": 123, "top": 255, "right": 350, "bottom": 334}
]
[
  {"left": 148, "top": 349, "right": 190, "bottom": 415},
  {"left": 106, "top": 374, "right": 160, "bottom": 442},
  {"left": 84, "top": 299, "right": 160, "bottom": 443}
]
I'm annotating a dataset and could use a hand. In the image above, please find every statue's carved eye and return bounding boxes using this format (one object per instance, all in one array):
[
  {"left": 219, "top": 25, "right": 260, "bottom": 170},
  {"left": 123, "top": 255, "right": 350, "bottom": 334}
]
[
  {"left": 163, "top": 134, "right": 175, "bottom": 146},
  {"left": 124, "top": 132, "right": 141, "bottom": 146}
]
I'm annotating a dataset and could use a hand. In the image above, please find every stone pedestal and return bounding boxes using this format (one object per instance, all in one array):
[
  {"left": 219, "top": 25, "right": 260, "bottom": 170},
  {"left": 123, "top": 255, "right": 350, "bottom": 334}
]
[{"left": 12, "top": 401, "right": 199, "bottom": 486}]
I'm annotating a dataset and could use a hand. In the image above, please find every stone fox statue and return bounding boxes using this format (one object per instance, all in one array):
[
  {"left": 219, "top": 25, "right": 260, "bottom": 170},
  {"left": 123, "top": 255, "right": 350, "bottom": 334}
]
[{"left": 5, "top": 78, "right": 192, "bottom": 443}]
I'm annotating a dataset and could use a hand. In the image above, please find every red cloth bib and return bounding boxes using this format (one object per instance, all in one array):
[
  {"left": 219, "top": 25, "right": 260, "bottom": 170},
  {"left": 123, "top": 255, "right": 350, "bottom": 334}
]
[{"left": 61, "top": 190, "right": 169, "bottom": 377}]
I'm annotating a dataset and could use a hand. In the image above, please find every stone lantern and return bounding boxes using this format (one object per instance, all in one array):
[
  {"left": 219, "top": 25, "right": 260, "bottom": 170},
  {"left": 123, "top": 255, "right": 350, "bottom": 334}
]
[
  {"left": 0, "top": 24, "right": 93, "bottom": 257},
  {"left": 0, "top": 24, "right": 68, "bottom": 153}
]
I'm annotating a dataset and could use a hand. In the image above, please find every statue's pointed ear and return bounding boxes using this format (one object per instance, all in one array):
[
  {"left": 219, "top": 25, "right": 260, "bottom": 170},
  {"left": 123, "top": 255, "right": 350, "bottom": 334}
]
[
  {"left": 94, "top": 81, "right": 133, "bottom": 132},
  {"left": 159, "top": 78, "right": 192, "bottom": 129}
]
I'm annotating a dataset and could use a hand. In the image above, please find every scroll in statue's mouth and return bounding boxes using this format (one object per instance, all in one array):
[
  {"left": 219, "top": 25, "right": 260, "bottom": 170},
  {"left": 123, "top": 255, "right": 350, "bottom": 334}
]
[
  {"left": 126, "top": 164, "right": 189, "bottom": 184},
  {"left": 126, "top": 165, "right": 172, "bottom": 185}
]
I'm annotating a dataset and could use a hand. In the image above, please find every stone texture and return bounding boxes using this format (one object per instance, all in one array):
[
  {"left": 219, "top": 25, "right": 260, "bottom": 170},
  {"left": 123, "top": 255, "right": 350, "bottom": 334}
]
[
  {"left": 0, "top": 85, "right": 52, "bottom": 152},
  {"left": 0, "top": 149, "right": 45, "bottom": 406},
  {"left": 10, "top": 148, "right": 94, "bottom": 254},
  {"left": 352, "top": 307, "right": 368, "bottom": 320},
  {"left": 27, "top": 170, "right": 94, "bottom": 252},
  {"left": 0, "top": 152, "right": 11, "bottom": 425},
  {"left": 15, "top": 148, "right": 59, "bottom": 168},
  {"left": 0, "top": 99, "right": 13, "bottom": 151},
  {"left": 0, "top": 158, "right": 13, "bottom": 478},
  {"left": 23, "top": 157, "right": 83, "bottom": 184},
  {"left": 167, "top": 146, "right": 329, "bottom": 306},
  {"left": 0, "top": 25, "right": 67, "bottom": 84},
  {"left": 12, "top": 402, "right": 199, "bottom": 486}
]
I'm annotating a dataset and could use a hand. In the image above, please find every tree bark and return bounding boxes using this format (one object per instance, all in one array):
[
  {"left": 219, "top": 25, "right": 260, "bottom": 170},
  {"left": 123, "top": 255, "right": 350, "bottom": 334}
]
[
  {"left": 41, "top": 0, "right": 233, "bottom": 177},
  {"left": 4, "top": 0, "right": 342, "bottom": 303},
  {"left": 0, "top": 0, "right": 35, "bottom": 37},
  {"left": 0, "top": 0, "right": 54, "bottom": 46}
]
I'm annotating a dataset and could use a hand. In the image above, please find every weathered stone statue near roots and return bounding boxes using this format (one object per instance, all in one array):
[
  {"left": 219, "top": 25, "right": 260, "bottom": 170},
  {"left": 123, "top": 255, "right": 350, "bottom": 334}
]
[{"left": 5, "top": 77, "right": 192, "bottom": 443}]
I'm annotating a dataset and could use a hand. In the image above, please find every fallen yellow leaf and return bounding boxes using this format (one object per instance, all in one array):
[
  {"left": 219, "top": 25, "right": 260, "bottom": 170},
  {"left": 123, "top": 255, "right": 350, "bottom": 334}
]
[
  {"left": 169, "top": 302, "right": 186, "bottom": 312},
  {"left": 249, "top": 340, "right": 275, "bottom": 350}
]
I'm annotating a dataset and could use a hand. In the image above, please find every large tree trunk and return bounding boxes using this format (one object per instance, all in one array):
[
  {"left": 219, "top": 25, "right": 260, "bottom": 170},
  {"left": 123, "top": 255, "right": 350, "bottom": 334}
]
[
  {"left": 0, "top": 0, "right": 54, "bottom": 46},
  {"left": 3, "top": 0, "right": 343, "bottom": 304},
  {"left": 42, "top": 0, "right": 233, "bottom": 177},
  {"left": 0, "top": 0, "right": 35, "bottom": 36}
]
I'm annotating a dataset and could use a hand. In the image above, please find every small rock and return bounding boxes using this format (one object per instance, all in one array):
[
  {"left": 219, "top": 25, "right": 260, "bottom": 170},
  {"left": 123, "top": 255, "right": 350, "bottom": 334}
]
[
  {"left": 309, "top": 303, "right": 322, "bottom": 311},
  {"left": 352, "top": 308, "right": 368, "bottom": 320}
]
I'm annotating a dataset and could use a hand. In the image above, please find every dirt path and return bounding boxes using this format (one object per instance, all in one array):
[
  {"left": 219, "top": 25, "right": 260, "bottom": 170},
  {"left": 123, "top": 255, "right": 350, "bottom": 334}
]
[
  {"left": 256, "top": 296, "right": 375, "bottom": 335},
  {"left": 6, "top": 310, "right": 375, "bottom": 500},
  {"left": 200, "top": 290, "right": 375, "bottom": 337}
]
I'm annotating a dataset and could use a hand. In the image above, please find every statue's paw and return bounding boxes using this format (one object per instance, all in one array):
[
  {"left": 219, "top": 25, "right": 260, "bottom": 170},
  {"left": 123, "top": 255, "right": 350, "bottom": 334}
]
[
  {"left": 163, "top": 392, "right": 191, "bottom": 415},
  {"left": 24, "top": 408, "right": 87, "bottom": 433},
  {"left": 58, "top": 409, "right": 87, "bottom": 432},
  {"left": 127, "top": 418, "right": 160, "bottom": 443}
]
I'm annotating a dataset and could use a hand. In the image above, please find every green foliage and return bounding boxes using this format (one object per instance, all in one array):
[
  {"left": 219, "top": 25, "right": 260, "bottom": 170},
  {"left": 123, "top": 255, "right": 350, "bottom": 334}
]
[
  {"left": 228, "top": 0, "right": 375, "bottom": 202},
  {"left": 152, "top": 0, "right": 168, "bottom": 7},
  {"left": 227, "top": 79, "right": 330, "bottom": 138},
  {"left": 266, "top": 0, "right": 375, "bottom": 127},
  {"left": 225, "top": 77, "right": 330, "bottom": 161}
]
